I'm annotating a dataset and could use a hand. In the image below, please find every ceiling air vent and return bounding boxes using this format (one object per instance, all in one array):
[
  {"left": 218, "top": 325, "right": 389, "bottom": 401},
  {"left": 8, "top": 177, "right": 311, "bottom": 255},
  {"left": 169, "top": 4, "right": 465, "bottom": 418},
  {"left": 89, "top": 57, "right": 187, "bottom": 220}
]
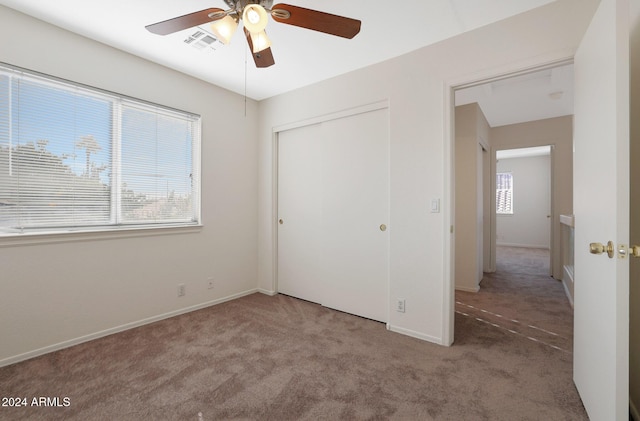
[{"left": 183, "top": 27, "right": 224, "bottom": 53}]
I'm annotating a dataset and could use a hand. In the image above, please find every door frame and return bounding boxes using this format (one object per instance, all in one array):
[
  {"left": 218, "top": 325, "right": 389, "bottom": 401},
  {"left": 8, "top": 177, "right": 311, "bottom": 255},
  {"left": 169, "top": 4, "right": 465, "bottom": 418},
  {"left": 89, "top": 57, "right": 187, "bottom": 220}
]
[
  {"left": 443, "top": 56, "right": 574, "bottom": 345},
  {"left": 492, "top": 144, "right": 555, "bottom": 277}
]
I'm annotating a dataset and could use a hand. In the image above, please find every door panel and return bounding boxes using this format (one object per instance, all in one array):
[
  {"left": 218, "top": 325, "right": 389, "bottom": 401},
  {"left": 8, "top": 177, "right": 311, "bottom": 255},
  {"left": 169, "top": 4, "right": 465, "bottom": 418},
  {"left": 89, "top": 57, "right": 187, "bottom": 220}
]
[
  {"left": 320, "top": 109, "right": 389, "bottom": 322},
  {"left": 277, "top": 107, "right": 390, "bottom": 322},
  {"left": 572, "top": 0, "right": 629, "bottom": 418},
  {"left": 277, "top": 124, "right": 323, "bottom": 303}
]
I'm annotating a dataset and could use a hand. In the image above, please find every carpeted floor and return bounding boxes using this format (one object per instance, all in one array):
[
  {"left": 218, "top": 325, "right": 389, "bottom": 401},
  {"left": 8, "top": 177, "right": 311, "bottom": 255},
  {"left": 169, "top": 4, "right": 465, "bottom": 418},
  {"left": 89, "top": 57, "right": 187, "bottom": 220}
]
[
  {"left": 0, "top": 247, "right": 586, "bottom": 420},
  {"left": 456, "top": 246, "right": 574, "bottom": 354}
]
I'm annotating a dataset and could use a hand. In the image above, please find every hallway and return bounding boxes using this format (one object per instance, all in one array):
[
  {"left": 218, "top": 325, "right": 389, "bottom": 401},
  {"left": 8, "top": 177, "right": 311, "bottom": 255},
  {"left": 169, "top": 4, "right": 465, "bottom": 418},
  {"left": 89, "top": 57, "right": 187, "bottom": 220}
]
[{"left": 455, "top": 246, "right": 573, "bottom": 353}]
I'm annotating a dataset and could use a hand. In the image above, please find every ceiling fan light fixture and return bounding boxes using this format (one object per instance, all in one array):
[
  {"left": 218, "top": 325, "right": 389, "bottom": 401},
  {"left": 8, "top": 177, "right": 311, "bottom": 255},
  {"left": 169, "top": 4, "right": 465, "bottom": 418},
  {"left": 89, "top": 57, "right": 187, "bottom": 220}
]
[
  {"left": 249, "top": 30, "right": 272, "bottom": 53},
  {"left": 243, "top": 4, "right": 269, "bottom": 33},
  {"left": 210, "top": 15, "right": 238, "bottom": 44}
]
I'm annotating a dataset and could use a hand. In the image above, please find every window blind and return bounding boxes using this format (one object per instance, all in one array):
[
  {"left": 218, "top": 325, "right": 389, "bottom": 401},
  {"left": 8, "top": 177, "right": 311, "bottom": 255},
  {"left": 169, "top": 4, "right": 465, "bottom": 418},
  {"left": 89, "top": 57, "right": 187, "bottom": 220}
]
[
  {"left": 0, "top": 65, "right": 201, "bottom": 236},
  {"left": 496, "top": 172, "right": 513, "bottom": 214}
]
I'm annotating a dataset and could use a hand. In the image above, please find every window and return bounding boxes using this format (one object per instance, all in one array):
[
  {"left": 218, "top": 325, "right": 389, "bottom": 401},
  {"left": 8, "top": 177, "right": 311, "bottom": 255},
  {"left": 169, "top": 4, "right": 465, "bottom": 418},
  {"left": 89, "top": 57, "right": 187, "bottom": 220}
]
[
  {"left": 496, "top": 172, "right": 513, "bottom": 214},
  {"left": 0, "top": 64, "right": 201, "bottom": 236}
]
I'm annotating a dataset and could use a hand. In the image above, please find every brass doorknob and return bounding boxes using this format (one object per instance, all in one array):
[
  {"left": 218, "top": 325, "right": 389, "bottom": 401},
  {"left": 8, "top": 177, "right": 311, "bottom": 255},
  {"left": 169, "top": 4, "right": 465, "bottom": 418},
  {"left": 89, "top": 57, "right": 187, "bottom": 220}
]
[
  {"left": 379, "top": 224, "right": 387, "bottom": 232},
  {"left": 278, "top": 219, "right": 283, "bottom": 224},
  {"left": 631, "top": 245, "right": 640, "bottom": 258},
  {"left": 589, "top": 241, "right": 614, "bottom": 258}
]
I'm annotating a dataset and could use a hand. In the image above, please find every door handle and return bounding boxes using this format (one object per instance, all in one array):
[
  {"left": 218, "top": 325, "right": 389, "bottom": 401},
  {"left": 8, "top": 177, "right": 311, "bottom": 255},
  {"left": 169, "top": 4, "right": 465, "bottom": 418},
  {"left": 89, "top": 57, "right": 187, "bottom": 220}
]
[
  {"left": 598, "top": 243, "right": 640, "bottom": 259},
  {"left": 589, "top": 241, "right": 614, "bottom": 258}
]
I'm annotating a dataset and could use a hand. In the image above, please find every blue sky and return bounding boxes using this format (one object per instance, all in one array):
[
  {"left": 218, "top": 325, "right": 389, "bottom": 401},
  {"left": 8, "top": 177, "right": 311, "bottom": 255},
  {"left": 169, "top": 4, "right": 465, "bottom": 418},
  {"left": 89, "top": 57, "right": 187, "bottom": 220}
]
[{"left": 1, "top": 73, "right": 193, "bottom": 197}]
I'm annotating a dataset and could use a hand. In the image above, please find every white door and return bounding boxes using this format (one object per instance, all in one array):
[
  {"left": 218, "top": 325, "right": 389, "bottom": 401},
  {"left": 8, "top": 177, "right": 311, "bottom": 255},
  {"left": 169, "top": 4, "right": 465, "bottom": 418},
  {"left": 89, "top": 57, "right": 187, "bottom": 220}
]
[
  {"left": 277, "top": 107, "right": 390, "bottom": 322},
  {"left": 277, "top": 123, "right": 323, "bottom": 303},
  {"left": 629, "top": 0, "right": 640, "bottom": 415},
  {"left": 320, "top": 109, "right": 390, "bottom": 322},
  {"left": 573, "top": 0, "right": 630, "bottom": 419}
]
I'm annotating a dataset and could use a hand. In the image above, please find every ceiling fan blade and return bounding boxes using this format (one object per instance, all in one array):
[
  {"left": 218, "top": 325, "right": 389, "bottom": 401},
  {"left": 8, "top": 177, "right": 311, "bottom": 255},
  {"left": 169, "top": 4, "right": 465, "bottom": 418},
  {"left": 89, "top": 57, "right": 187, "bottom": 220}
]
[
  {"left": 244, "top": 28, "right": 275, "bottom": 68},
  {"left": 146, "top": 8, "right": 225, "bottom": 35},
  {"left": 271, "top": 4, "right": 361, "bottom": 39}
]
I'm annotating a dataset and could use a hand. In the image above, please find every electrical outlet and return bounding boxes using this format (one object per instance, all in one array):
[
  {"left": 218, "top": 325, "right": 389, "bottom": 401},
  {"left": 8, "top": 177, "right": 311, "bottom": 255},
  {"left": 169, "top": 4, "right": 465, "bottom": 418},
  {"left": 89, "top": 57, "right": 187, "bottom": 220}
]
[
  {"left": 396, "top": 299, "right": 406, "bottom": 313},
  {"left": 207, "top": 278, "right": 215, "bottom": 289},
  {"left": 178, "top": 283, "right": 186, "bottom": 297}
]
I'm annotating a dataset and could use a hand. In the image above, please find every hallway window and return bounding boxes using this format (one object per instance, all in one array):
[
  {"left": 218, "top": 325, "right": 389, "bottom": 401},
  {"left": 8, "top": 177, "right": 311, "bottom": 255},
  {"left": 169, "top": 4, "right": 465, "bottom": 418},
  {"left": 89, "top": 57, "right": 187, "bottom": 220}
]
[{"left": 496, "top": 172, "right": 513, "bottom": 214}]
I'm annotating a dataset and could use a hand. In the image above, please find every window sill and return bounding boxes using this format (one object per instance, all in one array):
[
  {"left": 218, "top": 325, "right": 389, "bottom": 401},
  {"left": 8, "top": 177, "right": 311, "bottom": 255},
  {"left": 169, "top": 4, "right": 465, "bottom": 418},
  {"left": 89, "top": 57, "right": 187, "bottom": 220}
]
[{"left": 0, "top": 224, "right": 203, "bottom": 248}]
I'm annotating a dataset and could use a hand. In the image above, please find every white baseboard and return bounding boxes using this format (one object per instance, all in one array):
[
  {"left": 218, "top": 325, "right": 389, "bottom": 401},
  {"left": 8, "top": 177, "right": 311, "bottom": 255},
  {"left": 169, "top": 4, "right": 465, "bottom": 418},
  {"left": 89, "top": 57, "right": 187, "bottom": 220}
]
[
  {"left": 257, "top": 288, "right": 277, "bottom": 296},
  {"left": 386, "top": 324, "right": 443, "bottom": 345},
  {"left": 496, "top": 242, "right": 549, "bottom": 249},
  {"left": 561, "top": 280, "right": 574, "bottom": 308},
  {"left": 455, "top": 285, "right": 480, "bottom": 293},
  {"left": 0, "top": 288, "right": 259, "bottom": 368}
]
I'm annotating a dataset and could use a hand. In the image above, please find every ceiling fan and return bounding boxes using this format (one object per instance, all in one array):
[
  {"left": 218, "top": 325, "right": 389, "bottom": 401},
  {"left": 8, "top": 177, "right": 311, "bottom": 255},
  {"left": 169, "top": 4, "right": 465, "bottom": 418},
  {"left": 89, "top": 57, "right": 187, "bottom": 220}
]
[{"left": 145, "top": 0, "right": 361, "bottom": 68}]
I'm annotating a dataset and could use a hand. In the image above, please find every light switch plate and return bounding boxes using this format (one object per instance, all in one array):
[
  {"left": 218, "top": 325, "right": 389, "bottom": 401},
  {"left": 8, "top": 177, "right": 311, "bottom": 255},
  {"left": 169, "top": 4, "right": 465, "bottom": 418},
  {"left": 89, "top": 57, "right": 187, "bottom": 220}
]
[{"left": 430, "top": 198, "right": 440, "bottom": 213}]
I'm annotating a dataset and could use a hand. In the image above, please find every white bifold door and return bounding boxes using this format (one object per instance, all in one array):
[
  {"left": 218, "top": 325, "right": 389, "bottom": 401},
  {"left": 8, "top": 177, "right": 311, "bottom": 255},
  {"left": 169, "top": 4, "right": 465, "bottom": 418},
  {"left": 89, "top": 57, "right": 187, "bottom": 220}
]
[{"left": 277, "top": 106, "right": 389, "bottom": 322}]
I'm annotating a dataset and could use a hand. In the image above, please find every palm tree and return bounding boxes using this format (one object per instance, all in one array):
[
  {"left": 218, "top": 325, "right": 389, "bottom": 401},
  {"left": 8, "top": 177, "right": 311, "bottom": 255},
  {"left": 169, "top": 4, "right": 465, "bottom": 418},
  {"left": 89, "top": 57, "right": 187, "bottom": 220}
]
[{"left": 75, "top": 135, "right": 101, "bottom": 177}]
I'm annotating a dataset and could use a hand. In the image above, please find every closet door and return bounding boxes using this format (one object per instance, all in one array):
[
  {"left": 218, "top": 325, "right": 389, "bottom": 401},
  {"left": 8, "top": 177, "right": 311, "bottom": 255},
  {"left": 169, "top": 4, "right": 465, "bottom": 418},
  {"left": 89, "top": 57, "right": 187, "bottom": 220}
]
[
  {"left": 320, "top": 108, "right": 389, "bottom": 322},
  {"left": 277, "top": 123, "right": 323, "bottom": 303},
  {"left": 277, "top": 107, "right": 390, "bottom": 322}
]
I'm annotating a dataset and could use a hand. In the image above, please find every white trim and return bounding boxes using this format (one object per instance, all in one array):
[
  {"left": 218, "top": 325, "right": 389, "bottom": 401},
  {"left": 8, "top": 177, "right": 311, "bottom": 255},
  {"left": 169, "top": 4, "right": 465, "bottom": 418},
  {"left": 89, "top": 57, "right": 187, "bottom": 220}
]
[
  {"left": 442, "top": 81, "right": 455, "bottom": 346},
  {"left": 271, "top": 130, "right": 279, "bottom": 294},
  {"left": 0, "top": 288, "right": 258, "bottom": 368},
  {"left": 0, "top": 224, "right": 202, "bottom": 248},
  {"left": 496, "top": 242, "right": 550, "bottom": 249},
  {"left": 272, "top": 100, "right": 389, "bottom": 134},
  {"left": 455, "top": 285, "right": 480, "bottom": 293},
  {"left": 257, "top": 288, "right": 277, "bottom": 296},
  {"left": 386, "top": 323, "right": 443, "bottom": 345},
  {"left": 560, "top": 214, "right": 575, "bottom": 227}
]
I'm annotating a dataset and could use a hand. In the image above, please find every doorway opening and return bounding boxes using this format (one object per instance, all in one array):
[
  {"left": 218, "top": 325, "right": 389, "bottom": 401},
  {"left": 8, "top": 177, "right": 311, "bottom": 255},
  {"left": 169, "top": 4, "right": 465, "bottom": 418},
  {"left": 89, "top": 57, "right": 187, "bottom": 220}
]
[
  {"left": 451, "top": 61, "right": 575, "bottom": 351},
  {"left": 495, "top": 145, "right": 553, "bottom": 277}
]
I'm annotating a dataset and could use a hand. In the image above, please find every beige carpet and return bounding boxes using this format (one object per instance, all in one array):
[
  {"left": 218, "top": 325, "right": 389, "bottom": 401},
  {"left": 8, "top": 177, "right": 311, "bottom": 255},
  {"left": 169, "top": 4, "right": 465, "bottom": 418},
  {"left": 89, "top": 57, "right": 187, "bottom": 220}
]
[
  {"left": 456, "top": 246, "right": 573, "bottom": 354},
  {"left": 0, "top": 248, "right": 586, "bottom": 420}
]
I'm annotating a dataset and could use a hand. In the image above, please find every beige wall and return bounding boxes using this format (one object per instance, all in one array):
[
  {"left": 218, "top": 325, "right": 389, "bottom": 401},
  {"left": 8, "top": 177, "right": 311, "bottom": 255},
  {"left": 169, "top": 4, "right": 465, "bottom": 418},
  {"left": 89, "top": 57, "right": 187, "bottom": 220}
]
[
  {"left": 258, "top": 1, "right": 598, "bottom": 344},
  {"left": 455, "top": 103, "right": 490, "bottom": 292},
  {"left": 496, "top": 154, "right": 551, "bottom": 248},
  {"left": 0, "top": 6, "right": 259, "bottom": 365},
  {"left": 455, "top": 108, "right": 570, "bottom": 288},
  {"left": 0, "top": 0, "right": 599, "bottom": 363},
  {"left": 491, "top": 116, "right": 573, "bottom": 279}
]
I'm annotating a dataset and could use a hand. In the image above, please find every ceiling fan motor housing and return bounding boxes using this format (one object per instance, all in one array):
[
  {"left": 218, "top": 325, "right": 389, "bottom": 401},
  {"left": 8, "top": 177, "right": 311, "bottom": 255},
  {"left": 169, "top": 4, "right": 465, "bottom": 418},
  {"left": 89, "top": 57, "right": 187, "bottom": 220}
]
[{"left": 225, "top": 0, "right": 274, "bottom": 12}]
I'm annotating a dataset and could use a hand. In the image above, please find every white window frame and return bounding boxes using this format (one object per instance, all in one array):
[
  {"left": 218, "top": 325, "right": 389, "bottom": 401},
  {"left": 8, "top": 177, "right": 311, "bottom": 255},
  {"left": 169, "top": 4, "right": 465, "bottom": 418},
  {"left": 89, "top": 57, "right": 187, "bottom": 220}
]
[
  {"left": 0, "top": 64, "right": 202, "bottom": 241},
  {"left": 496, "top": 172, "right": 514, "bottom": 215}
]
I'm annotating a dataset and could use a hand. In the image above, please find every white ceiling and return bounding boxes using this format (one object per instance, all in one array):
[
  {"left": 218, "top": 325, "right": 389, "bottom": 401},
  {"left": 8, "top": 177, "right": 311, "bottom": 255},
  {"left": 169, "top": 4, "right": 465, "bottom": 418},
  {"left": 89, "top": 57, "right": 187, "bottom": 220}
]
[
  {"left": 455, "top": 63, "right": 574, "bottom": 127},
  {"left": 0, "top": 0, "right": 558, "bottom": 102},
  {"left": 496, "top": 145, "right": 551, "bottom": 160}
]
